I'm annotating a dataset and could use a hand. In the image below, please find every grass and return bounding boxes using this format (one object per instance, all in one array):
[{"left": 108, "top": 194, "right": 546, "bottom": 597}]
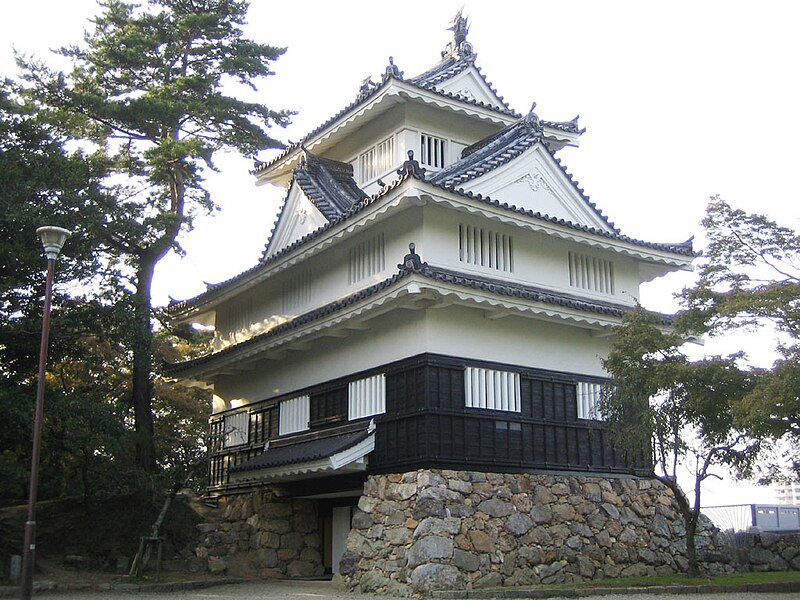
[{"left": 563, "top": 570, "right": 800, "bottom": 589}]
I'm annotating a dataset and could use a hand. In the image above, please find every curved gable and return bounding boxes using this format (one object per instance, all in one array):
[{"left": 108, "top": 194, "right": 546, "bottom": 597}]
[
  {"left": 265, "top": 184, "right": 328, "bottom": 259},
  {"left": 465, "top": 144, "right": 614, "bottom": 233}
]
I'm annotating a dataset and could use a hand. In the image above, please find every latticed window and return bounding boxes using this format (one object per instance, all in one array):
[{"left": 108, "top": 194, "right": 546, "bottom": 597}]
[
  {"left": 357, "top": 136, "right": 394, "bottom": 183},
  {"left": 420, "top": 133, "right": 447, "bottom": 169},
  {"left": 568, "top": 251, "right": 615, "bottom": 294},
  {"left": 279, "top": 395, "right": 310, "bottom": 435},
  {"left": 223, "top": 411, "right": 248, "bottom": 447},
  {"left": 458, "top": 224, "right": 513, "bottom": 272},
  {"left": 348, "top": 232, "right": 385, "bottom": 284},
  {"left": 576, "top": 381, "right": 604, "bottom": 420},
  {"left": 464, "top": 367, "right": 521, "bottom": 412},
  {"left": 282, "top": 268, "right": 313, "bottom": 313},
  {"left": 348, "top": 373, "right": 386, "bottom": 420}
]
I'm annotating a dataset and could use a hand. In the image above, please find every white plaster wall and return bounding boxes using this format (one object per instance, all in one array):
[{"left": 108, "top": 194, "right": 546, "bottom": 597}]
[
  {"left": 464, "top": 145, "right": 612, "bottom": 233},
  {"left": 329, "top": 104, "right": 406, "bottom": 166},
  {"left": 265, "top": 186, "right": 328, "bottom": 259},
  {"left": 213, "top": 309, "right": 427, "bottom": 406},
  {"left": 213, "top": 209, "right": 424, "bottom": 343},
  {"left": 424, "top": 305, "right": 610, "bottom": 379},
  {"left": 404, "top": 103, "right": 498, "bottom": 145},
  {"left": 436, "top": 68, "right": 502, "bottom": 108},
  {"left": 420, "top": 204, "right": 641, "bottom": 304},
  {"left": 212, "top": 301, "right": 609, "bottom": 412}
]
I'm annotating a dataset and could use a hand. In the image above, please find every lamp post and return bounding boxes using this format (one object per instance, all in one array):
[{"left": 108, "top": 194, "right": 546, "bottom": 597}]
[{"left": 20, "top": 226, "right": 71, "bottom": 600}]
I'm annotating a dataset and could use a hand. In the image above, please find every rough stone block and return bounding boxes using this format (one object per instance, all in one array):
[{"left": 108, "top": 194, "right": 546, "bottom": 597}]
[
  {"left": 207, "top": 556, "right": 227, "bottom": 574},
  {"left": 386, "top": 527, "right": 411, "bottom": 545},
  {"left": 409, "top": 563, "right": 464, "bottom": 592},
  {"left": 506, "top": 511, "right": 534, "bottom": 536},
  {"left": 452, "top": 548, "right": 480, "bottom": 571},
  {"left": 413, "top": 516, "right": 462, "bottom": 538},
  {"left": 260, "top": 502, "right": 293, "bottom": 518},
  {"left": 287, "top": 560, "right": 316, "bottom": 578},
  {"left": 351, "top": 509, "right": 373, "bottom": 530},
  {"left": 407, "top": 536, "right": 455, "bottom": 568},
  {"left": 531, "top": 504, "right": 553, "bottom": 524},
  {"left": 359, "top": 569, "right": 392, "bottom": 592},
  {"left": 417, "top": 470, "right": 446, "bottom": 488},
  {"left": 468, "top": 530, "right": 495, "bottom": 553},
  {"left": 412, "top": 497, "right": 446, "bottom": 520},
  {"left": 386, "top": 482, "right": 417, "bottom": 501},
  {"left": 472, "top": 570, "right": 503, "bottom": 589}
]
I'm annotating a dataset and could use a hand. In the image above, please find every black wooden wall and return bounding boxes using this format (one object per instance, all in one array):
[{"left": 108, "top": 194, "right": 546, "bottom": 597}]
[{"left": 207, "top": 353, "right": 646, "bottom": 491}]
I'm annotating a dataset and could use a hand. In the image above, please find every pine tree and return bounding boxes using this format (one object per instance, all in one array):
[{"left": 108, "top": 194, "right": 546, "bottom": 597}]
[{"left": 19, "top": 0, "right": 290, "bottom": 471}]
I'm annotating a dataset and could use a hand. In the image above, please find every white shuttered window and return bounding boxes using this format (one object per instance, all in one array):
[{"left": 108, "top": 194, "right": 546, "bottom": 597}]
[
  {"left": 568, "top": 252, "right": 615, "bottom": 294},
  {"left": 348, "top": 233, "right": 385, "bottom": 284},
  {"left": 420, "top": 133, "right": 447, "bottom": 169},
  {"left": 279, "top": 395, "right": 310, "bottom": 435},
  {"left": 464, "top": 367, "right": 521, "bottom": 412},
  {"left": 577, "top": 382, "right": 604, "bottom": 420},
  {"left": 348, "top": 374, "right": 386, "bottom": 420},
  {"left": 459, "top": 224, "right": 513, "bottom": 273},
  {"left": 357, "top": 136, "right": 394, "bottom": 183},
  {"left": 223, "top": 412, "right": 248, "bottom": 447}
]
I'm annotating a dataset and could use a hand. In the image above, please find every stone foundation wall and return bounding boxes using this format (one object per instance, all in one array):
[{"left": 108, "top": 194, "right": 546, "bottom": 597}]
[
  {"left": 338, "top": 470, "right": 731, "bottom": 594},
  {"left": 194, "top": 489, "right": 323, "bottom": 579},
  {"left": 193, "top": 473, "right": 800, "bottom": 593},
  {"left": 733, "top": 532, "right": 800, "bottom": 572}
]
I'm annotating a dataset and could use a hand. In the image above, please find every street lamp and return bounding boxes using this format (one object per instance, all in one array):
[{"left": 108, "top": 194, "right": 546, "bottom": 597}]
[{"left": 20, "top": 226, "right": 71, "bottom": 600}]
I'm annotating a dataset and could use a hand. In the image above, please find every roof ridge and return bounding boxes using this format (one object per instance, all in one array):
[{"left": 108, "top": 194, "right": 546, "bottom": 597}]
[
  {"left": 166, "top": 249, "right": 675, "bottom": 376},
  {"left": 167, "top": 171, "right": 692, "bottom": 317},
  {"left": 253, "top": 76, "right": 520, "bottom": 177}
]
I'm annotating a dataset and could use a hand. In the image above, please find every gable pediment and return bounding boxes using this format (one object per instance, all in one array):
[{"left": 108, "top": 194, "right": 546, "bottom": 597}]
[
  {"left": 434, "top": 66, "right": 506, "bottom": 111},
  {"left": 264, "top": 184, "right": 328, "bottom": 259},
  {"left": 464, "top": 144, "right": 614, "bottom": 232}
]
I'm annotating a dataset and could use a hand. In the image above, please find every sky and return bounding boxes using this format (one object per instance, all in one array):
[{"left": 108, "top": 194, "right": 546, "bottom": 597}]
[{"left": 3, "top": 0, "right": 799, "bottom": 506}]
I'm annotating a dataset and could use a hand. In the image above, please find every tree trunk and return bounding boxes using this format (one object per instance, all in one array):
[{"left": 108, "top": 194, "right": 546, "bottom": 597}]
[
  {"left": 132, "top": 258, "right": 157, "bottom": 473},
  {"left": 685, "top": 512, "right": 700, "bottom": 577},
  {"left": 659, "top": 476, "right": 701, "bottom": 577}
]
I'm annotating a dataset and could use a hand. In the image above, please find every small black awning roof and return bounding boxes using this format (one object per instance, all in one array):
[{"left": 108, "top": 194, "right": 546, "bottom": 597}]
[{"left": 229, "top": 428, "right": 374, "bottom": 482}]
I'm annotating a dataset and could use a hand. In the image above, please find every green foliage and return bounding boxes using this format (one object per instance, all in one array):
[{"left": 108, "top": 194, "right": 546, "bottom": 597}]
[
  {"left": 16, "top": 0, "right": 289, "bottom": 472},
  {"left": 602, "top": 307, "right": 758, "bottom": 483},
  {"left": 603, "top": 196, "right": 800, "bottom": 572},
  {"left": 681, "top": 196, "right": 800, "bottom": 478},
  {"left": 600, "top": 306, "right": 758, "bottom": 576},
  {"left": 681, "top": 195, "right": 800, "bottom": 338}
]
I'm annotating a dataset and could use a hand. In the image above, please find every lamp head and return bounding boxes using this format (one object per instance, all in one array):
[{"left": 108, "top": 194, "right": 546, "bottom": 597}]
[{"left": 36, "top": 226, "right": 72, "bottom": 261}]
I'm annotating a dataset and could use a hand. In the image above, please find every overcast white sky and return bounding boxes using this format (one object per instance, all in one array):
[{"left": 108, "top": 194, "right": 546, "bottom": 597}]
[{"left": 3, "top": 0, "right": 798, "bottom": 505}]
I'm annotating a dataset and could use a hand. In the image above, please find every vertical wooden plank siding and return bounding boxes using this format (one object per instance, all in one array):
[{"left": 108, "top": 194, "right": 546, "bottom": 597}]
[{"left": 206, "top": 355, "right": 644, "bottom": 493}]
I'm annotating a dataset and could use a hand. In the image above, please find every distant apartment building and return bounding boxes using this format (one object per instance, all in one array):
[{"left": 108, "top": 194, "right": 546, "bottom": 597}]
[{"left": 774, "top": 481, "right": 800, "bottom": 505}]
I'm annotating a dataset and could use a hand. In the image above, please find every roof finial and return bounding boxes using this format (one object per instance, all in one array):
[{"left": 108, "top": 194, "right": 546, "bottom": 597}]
[
  {"left": 524, "top": 102, "right": 541, "bottom": 129},
  {"left": 450, "top": 8, "right": 469, "bottom": 46},
  {"left": 396, "top": 150, "right": 427, "bottom": 179},
  {"left": 398, "top": 242, "right": 428, "bottom": 272},
  {"left": 442, "top": 9, "right": 475, "bottom": 61},
  {"left": 358, "top": 75, "right": 376, "bottom": 99},
  {"left": 383, "top": 56, "right": 403, "bottom": 82}
]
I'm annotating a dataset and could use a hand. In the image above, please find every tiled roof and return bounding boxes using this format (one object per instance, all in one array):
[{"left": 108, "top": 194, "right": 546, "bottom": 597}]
[
  {"left": 429, "top": 111, "right": 613, "bottom": 231},
  {"left": 429, "top": 176, "right": 695, "bottom": 256},
  {"left": 252, "top": 74, "right": 519, "bottom": 177},
  {"left": 166, "top": 168, "right": 693, "bottom": 318},
  {"left": 260, "top": 152, "right": 368, "bottom": 257},
  {"left": 164, "top": 249, "right": 672, "bottom": 376},
  {"left": 229, "top": 429, "right": 372, "bottom": 473},
  {"left": 415, "top": 264, "right": 628, "bottom": 318},
  {"left": 293, "top": 152, "right": 368, "bottom": 221},
  {"left": 409, "top": 54, "right": 513, "bottom": 113},
  {"left": 409, "top": 55, "right": 471, "bottom": 86},
  {"left": 164, "top": 266, "right": 413, "bottom": 375}
]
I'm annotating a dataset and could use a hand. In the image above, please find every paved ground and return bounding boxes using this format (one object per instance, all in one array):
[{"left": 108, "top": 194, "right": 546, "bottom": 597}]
[{"left": 28, "top": 579, "right": 800, "bottom": 599}]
